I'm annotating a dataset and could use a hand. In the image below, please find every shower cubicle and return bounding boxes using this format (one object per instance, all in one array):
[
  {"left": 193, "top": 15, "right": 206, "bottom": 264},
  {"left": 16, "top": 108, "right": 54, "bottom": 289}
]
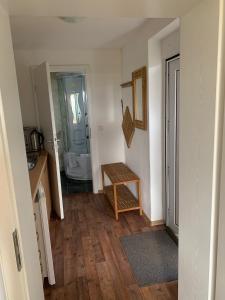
[{"left": 51, "top": 72, "right": 92, "bottom": 182}]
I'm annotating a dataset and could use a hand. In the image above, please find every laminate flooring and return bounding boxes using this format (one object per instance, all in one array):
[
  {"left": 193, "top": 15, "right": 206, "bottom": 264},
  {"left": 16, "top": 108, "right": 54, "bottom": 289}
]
[{"left": 44, "top": 193, "right": 178, "bottom": 300}]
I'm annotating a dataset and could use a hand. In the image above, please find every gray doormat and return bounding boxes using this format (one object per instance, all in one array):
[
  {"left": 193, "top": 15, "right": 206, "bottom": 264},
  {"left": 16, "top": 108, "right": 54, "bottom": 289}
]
[{"left": 120, "top": 230, "right": 178, "bottom": 286}]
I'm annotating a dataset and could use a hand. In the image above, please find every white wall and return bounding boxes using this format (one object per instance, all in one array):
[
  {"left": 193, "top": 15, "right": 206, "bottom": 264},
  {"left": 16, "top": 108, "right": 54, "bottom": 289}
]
[
  {"left": 14, "top": 49, "right": 125, "bottom": 191},
  {"left": 0, "top": 2, "right": 44, "bottom": 300},
  {"left": 122, "top": 18, "right": 177, "bottom": 220},
  {"left": 121, "top": 19, "right": 173, "bottom": 219},
  {"left": 179, "top": 0, "right": 220, "bottom": 298},
  {"left": 148, "top": 38, "right": 163, "bottom": 222},
  {"left": 161, "top": 30, "right": 180, "bottom": 59},
  {"left": 148, "top": 24, "right": 180, "bottom": 222}
]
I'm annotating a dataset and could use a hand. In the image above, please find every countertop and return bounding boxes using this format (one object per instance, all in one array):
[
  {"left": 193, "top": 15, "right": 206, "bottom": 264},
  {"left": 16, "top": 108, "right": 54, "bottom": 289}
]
[{"left": 29, "top": 151, "right": 48, "bottom": 201}]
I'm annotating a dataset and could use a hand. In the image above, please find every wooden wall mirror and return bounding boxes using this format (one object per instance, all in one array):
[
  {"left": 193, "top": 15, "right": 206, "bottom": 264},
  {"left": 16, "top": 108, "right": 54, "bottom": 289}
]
[{"left": 132, "top": 66, "right": 147, "bottom": 130}]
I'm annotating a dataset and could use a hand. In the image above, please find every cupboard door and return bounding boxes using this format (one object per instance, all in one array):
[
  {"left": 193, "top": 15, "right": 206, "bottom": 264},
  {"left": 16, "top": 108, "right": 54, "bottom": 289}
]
[
  {"left": 41, "top": 163, "right": 52, "bottom": 221},
  {"left": 33, "top": 202, "right": 48, "bottom": 279}
]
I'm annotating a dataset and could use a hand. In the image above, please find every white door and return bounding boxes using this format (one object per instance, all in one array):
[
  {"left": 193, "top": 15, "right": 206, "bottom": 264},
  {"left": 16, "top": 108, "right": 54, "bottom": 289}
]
[
  {"left": 166, "top": 56, "right": 180, "bottom": 236},
  {"left": 0, "top": 92, "right": 28, "bottom": 299},
  {"left": 33, "top": 62, "right": 64, "bottom": 219}
]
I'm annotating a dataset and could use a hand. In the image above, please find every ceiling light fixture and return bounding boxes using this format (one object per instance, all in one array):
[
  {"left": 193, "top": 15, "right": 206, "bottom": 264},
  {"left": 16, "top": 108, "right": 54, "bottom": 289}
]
[{"left": 58, "top": 16, "right": 86, "bottom": 24}]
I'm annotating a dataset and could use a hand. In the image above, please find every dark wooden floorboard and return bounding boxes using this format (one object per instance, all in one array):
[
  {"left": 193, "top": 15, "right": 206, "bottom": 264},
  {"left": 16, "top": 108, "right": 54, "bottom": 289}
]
[{"left": 44, "top": 193, "right": 178, "bottom": 300}]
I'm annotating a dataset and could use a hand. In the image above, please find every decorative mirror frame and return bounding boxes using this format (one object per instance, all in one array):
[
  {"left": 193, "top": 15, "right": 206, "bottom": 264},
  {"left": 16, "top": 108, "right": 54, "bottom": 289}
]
[{"left": 132, "top": 66, "right": 147, "bottom": 130}]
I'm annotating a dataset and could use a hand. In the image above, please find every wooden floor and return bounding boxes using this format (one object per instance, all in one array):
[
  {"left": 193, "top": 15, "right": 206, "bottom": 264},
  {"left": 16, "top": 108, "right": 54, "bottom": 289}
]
[{"left": 44, "top": 193, "right": 178, "bottom": 300}]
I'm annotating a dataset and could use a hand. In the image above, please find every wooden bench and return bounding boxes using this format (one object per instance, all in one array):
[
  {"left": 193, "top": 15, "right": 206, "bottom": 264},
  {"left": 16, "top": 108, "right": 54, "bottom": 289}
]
[{"left": 101, "top": 162, "right": 142, "bottom": 220}]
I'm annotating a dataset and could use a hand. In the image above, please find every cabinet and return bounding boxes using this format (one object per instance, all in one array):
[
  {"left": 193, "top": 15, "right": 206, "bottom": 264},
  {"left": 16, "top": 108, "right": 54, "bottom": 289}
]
[
  {"left": 33, "top": 196, "right": 48, "bottom": 279},
  {"left": 29, "top": 151, "right": 52, "bottom": 221},
  {"left": 29, "top": 152, "right": 55, "bottom": 285},
  {"left": 33, "top": 184, "right": 55, "bottom": 285},
  {"left": 40, "top": 162, "right": 51, "bottom": 221}
]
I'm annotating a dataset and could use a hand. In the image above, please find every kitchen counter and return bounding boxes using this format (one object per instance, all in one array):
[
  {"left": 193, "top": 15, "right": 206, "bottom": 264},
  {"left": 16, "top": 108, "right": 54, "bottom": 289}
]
[{"left": 29, "top": 151, "right": 48, "bottom": 201}]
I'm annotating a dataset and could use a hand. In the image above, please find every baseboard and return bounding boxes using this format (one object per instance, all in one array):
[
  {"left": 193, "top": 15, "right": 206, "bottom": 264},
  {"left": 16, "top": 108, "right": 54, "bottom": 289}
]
[
  {"left": 143, "top": 212, "right": 165, "bottom": 227},
  {"left": 142, "top": 212, "right": 151, "bottom": 225},
  {"left": 98, "top": 189, "right": 104, "bottom": 194},
  {"left": 150, "top": 219, "right": 165, "bottom": 226},
  {"left": 166, "top": 226, "right": 178, "bottom": 245}
]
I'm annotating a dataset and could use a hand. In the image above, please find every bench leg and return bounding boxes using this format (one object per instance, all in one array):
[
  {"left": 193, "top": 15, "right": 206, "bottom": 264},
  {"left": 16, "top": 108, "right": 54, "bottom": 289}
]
[{"left": 113, "top": 184, "right": 119, "bottom": 221}]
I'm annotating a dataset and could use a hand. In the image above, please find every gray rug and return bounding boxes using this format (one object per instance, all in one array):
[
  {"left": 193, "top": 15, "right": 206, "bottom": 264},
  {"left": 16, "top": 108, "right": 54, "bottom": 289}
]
[{"left": 120, "top": 230, "right": 178, "bottom": 286}]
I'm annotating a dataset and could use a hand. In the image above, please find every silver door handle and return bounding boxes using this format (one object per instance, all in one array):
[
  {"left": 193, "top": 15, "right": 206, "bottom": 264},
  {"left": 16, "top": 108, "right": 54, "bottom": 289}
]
[{"left": 46, "top": 139, "right": 60, "bottom": 143}]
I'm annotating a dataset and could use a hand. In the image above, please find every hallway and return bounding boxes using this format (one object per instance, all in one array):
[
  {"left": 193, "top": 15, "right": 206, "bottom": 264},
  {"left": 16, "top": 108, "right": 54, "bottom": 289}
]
[{"left": 44, "top": 193, "right": 178, "bottom": 299}]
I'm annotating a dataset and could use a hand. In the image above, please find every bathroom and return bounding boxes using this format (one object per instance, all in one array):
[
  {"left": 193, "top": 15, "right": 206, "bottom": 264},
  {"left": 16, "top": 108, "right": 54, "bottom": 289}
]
[{"left": 51, "top": 72, "right": 93, "bottom": 194}]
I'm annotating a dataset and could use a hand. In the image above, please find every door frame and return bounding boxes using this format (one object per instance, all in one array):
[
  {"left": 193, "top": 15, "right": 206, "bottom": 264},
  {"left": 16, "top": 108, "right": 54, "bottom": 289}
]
[
  {"left": 0, "top": 259, "right": 6, "bottom": 300},
  {"left": 49, "top": 65, "right": 97, "bottom": 193},
  {"left": 0, "top": 89, "right": 31, "bottom": 299},
  {"left": 165, "top": 54, "right": 180, "bottom": 236}
]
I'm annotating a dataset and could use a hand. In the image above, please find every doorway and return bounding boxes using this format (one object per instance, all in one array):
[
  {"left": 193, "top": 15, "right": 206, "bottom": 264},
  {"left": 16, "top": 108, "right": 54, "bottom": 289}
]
[
  {"left": 165, "top": 55, "right": 180, "bottom": 237},
  {"left": 50, "top": 72, "right": 93, "bottom": 195},
  {"left": 32, "top": 63, "right": 96, "bottom": 219}
]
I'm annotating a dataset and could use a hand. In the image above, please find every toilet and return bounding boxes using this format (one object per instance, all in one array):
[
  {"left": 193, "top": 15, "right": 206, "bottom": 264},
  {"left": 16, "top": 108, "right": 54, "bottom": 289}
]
[{"left": 63, "top": 152, "right": 92, "bottom": 180}]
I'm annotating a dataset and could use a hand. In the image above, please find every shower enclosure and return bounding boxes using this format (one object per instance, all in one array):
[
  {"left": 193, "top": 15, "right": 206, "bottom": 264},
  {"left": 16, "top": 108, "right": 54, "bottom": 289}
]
[{"left": 51, "top": 72, "right": 92, "bottom": 186}]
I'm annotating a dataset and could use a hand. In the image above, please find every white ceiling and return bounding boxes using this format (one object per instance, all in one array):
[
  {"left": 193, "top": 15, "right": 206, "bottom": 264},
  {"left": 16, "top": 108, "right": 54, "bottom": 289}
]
[
  {"left": 10, "top": 17, "right": 148, "bottom": 50},
  {"left": 9, "top": 0, "right": 201, "bottom": 50},
  {"left": 8, "top": 0, "right": 201, "bottom": 18}
]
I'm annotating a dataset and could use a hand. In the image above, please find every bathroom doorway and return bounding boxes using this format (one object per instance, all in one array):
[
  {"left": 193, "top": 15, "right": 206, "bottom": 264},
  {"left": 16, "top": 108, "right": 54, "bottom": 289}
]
[{"left": 51, "top": 72, "right": 93, "bottom": 195}]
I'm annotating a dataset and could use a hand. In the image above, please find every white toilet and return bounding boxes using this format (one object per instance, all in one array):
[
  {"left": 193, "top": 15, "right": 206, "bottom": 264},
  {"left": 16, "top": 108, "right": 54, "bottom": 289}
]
[{"left": 63, "top": 152, "right": 92, "bottom": 180}]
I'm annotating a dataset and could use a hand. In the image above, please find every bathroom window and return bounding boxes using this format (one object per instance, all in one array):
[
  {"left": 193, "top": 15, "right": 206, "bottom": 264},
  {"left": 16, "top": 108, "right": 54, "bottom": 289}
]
[{"left": 70, "top": 93, "right": 81, "bottom": 124}]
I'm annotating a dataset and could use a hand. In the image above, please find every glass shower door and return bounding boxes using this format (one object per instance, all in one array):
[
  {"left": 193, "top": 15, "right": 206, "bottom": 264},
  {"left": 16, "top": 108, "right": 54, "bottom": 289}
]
[{"left": 63, "top": 75, "right": 90, "bottom": 154}]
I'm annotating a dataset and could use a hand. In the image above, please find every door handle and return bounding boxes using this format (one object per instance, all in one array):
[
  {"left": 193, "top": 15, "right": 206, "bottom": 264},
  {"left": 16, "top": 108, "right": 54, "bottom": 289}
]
[{"left": 46, "top": 138, "right": 60, "bottom": 143}]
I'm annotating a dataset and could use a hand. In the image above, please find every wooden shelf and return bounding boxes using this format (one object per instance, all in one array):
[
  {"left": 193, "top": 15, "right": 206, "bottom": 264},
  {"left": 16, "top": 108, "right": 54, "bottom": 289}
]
[
  {"left": 102, "top": 163, "right": 139, "bottom": 184},
  {"left": 120, "top": 81, "right": 133, "bottom": 88},
  {"left": 104, "top": 185, "right": 140, "bottom": 212},
  {"left": 102, "top": 162, "right": 142, "bottom": 220}
]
